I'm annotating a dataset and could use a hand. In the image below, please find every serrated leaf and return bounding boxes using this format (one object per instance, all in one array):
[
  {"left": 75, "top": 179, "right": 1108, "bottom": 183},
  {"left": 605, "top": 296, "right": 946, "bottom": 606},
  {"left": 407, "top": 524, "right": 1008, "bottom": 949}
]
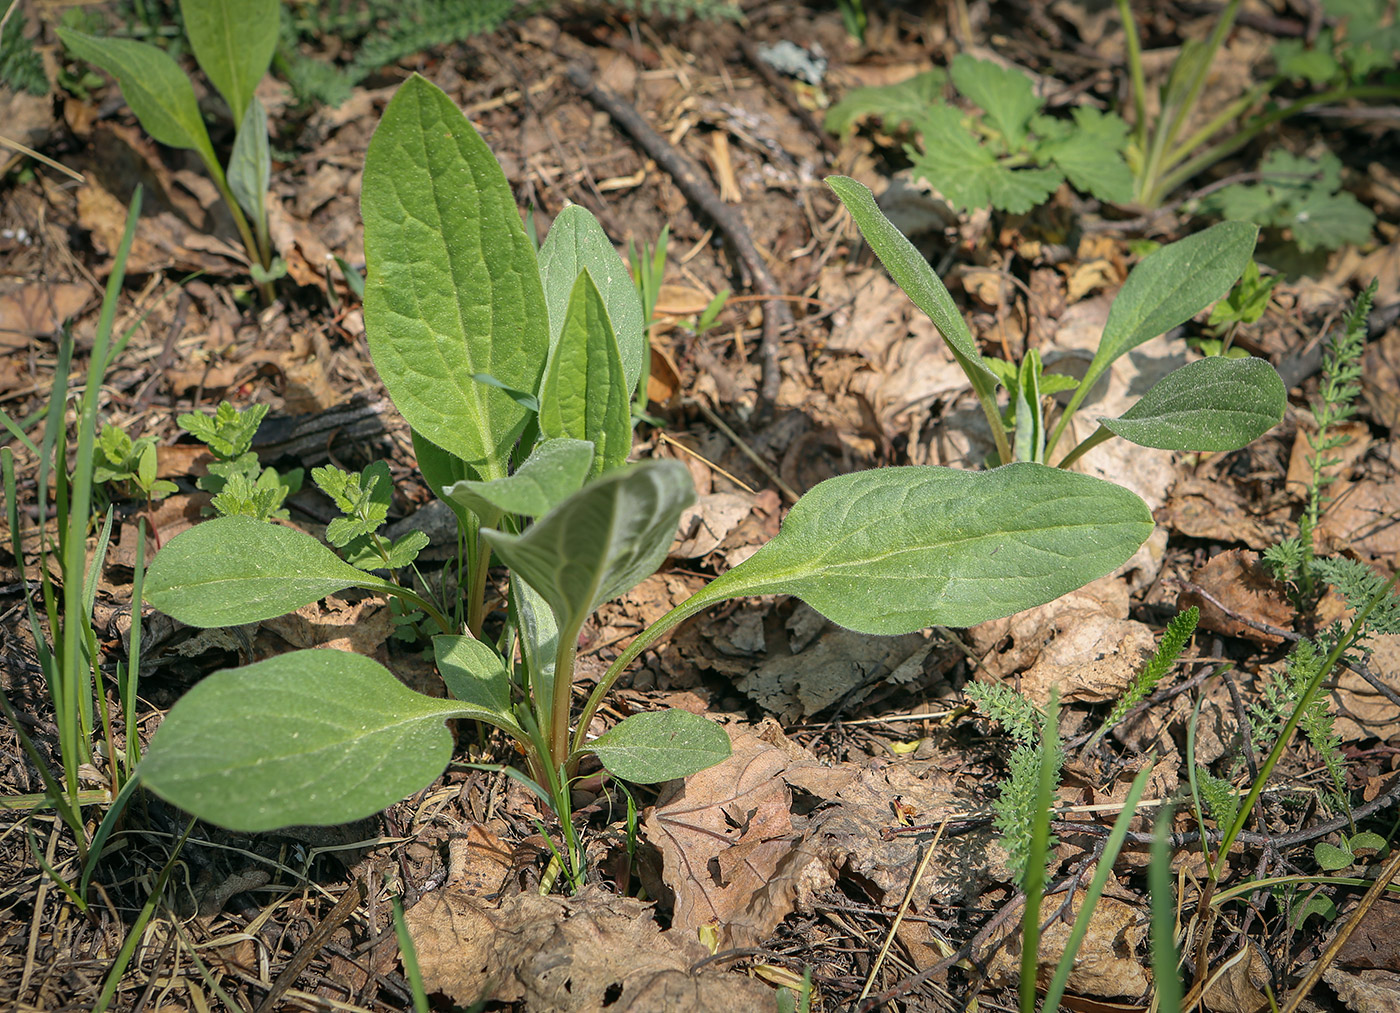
[
  {"left": 481, "top": 460, "right": 695, "bottom": 639},
  {"left": 227, "top": 96, "right": 269, "bottom": 225},
  {"left": 1099, "top": 356, "right": 1285, "bottom": 451},
  {"left": 1084, "top": 221, "right": 1258, "bottom": 397},
  {"left": 144, "top": 515, "right": 394, "bottom": 627},
  {"left": 538, "top": 270, "right": 632, "bottom": 476},
  {"left": 361, "top": 74, "right": 549, "bottom": 479},
  {"left": 444, "top": 437, "right": 594, "bottom": 526},
  {"left": 695, "top": 464, "right": 1153, "bottom": 634},
  {"left": 583, "top": 709, "right": 731, "bottom": 783},
  {"left": 538, "top": 205, "right": 645, "bottom": 396},
  {"left": 950, "top": 54, "right": 1039, "bottom": 151},
  {"left": 1272, "top": 37, "right": 1340, "bottom": 86},
  {"left": 1036, "top": 107, "right": 1134, "bottom": 205},
  {"left": 826, "top": 176, "right": 999, "bottom": 396},
  {"left": 433, "top": 634, "right": 522, "bottom": 737},
  {"left": 56, "top": 29, "right": 216, "bottom": 163},
  {"left": 909, "top": 104, "right": 1061, "bottom": 213},
  {"left": 824, "top": 69, "right": 947, "bottom": 136},
  {"left": 140, "top": 649, "right": 471, "bottom": 831},
  {"left": 1290, "top": 189, "right": 1374, "bottom": 253},
  {"left": 381, "top": 530, "right": 430, "bottom": 569},
  {"left": 179, "top": 0, "right": 276, "bottom": 122}
]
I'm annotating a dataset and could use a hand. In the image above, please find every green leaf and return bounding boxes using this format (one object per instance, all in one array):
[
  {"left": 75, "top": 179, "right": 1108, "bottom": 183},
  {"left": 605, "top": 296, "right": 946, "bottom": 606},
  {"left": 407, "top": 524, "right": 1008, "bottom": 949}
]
[
  {"left": 1099, "top": 356, "right": 1285, "bottom": 451},
  {"left": 227, "top": 96, "right": 269, "bottom": 226},
  {"left": 1035, "top": 107, "right": 1134, "bottom": 205},
  {"left": 909, "top": 105, "right": 1060, "bottom": 213},
  {"left": 1013, "top": 349, "right": 1045, "bottom": 463},
  {"left": 824, "top": 69, "right": 947, "bottom": 136},
  {"left": 140, "top": 649, "right": 470, "bottom": 831},
  {"left": 444, "top": 437, "right": 594, "bottom": 525},
  {"left": 511, "top": 573, "right": 558, "bottom": 723},
  {"left": 697, "top": 464, "right": 1154, "bottom": 634},
  {"left": 361, "top": 74, "right": 549, "bottom": 479},
  {"left": 144, "top": 515, "right": 393, "bottom": 627},
  {"left": 1290, "top": 189, "right": 1375, "bottom": 253},
  {"left": 538, "top": 205, "right": 645, "bottom": 396},
  {"left": 56, "top": 28, "right": 216, "bottom": 162},
  {"left": 582, "top": 709, "right": 731, "bottom": 783},
  {"left": 950, "top": 54, "right": 1039, "bottom": 151},
  {"left": 1314, "top": 841, "right": 1353, "bottom": 871},
  {"left": 179, "top": 0, "right": 276, "bottom": 121},
  {"left": 481, "top": 460, "right": 695, "bottom": 638},
  {"left": 412, "top": 428, "right": 478, "bottom": 530},
  {"left": 433, "top": 634, "right": 522, "bottom": 737},
  {"left": 1272, "top": 37, "right": 1340, "bottom": 87},
  {"left": 538, "top": 270, "right": 632, "bottom": 476},
  {"left": 827, "top": 176, "right": 1000, "bottom": 395},
  {"left": 1087, "top": 221, "right": 1258, "bottom": 393}
]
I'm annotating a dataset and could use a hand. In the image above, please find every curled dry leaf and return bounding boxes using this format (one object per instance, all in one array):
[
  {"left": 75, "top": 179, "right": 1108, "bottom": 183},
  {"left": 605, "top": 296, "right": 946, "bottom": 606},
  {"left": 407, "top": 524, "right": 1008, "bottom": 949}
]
[
  {"left": 1180, "top": 549, "right": 1294, "bottom": 646},
  {"left": 985, "top": 890, "right": 1149, "bottom": 999}
]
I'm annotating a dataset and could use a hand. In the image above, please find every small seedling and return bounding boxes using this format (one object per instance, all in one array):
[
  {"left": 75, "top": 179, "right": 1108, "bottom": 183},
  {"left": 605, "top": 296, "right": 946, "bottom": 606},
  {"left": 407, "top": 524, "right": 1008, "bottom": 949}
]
[
  {"left": 93, "top": 424, "right": 178, "bottom": 505},
  {"left": 177, "top": 401, "right": 302, "bottom": 521},
  {"left": 57, "top": 0, "right": 283, "bottom": 301}
]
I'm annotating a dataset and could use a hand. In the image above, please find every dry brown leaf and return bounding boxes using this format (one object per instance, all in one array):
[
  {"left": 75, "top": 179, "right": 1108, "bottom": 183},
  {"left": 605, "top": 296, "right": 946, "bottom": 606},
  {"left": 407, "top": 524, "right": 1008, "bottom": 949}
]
[
  {"left": 1180, "top": 549, "right": 1294, "bottom": 646},
  {"left": 1323, "top": 967, "right": 1400, "bottom": 1013},
  {"left": 446, "top": 823, "right": 513, "bottom": 895},
  {"left": 260, "top": 594, "right": 393, "bottom": 657},
  {"left": 1317, "top": 477, "right": 1400, "bottom": 570},
  {"left": 1162, "top": 475, "right": 1284, "bottom": 549},
  {"left": 1336, "top": 895, "right": 1400, "bottom": 970},
  {"left": 1285, "top": 417, "right": 1370, "bottom": 504},
  {"left": 1334, "top": 637, "right": 1400, "bottom": 741},
  {"left": 671, "top": 492, "right": 753, "bottom": 558},
  {"left": 1203, "top": 944, "right": 1271, "bottom": 1013},
  {"left": 1362, "top": 325, "right": 1400, "bottom": 430},
  {"left": 404, "top": 885, "right": 778, "bottom": 1011},
  {"left": 986, "top": 890, "right": 1148, "bottom": 999},
  {"left": 0, "top": 281, "right": 92, "bottom": 347}
]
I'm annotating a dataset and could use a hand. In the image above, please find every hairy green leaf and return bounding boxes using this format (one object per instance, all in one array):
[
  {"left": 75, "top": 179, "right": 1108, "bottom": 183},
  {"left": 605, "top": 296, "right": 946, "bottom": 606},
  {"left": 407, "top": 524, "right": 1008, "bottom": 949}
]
[
  {"left": 227, "top": 96, "right": 269, "bottom": 226},
  {"left": 362, "top": 74, "right": 549, "bottom": 478},
  {"left": 538, "top": 205, "right": 645, "bottom": 395},
  {"left": 949, "top": 54, "right": 1038, "bottom": 150},
  {"left": 582, "top": 709, "right": 731, "bottom": 782},
  {"left": 824, "top": 69, "right": 947, "bottom": 135},
  {"left": 697, "top": 464, "right": 1154, "bottom": 634},
  {"left": 444, "top": 437, "right": 594, "bottom": 525},
  {"left": 433, "top": 635, "right": 522, "bottom": 737},
  {"left": 144, "top": 516, "right": 393, "bottom": 626},
  {"left": 141, "top": 649, "right": 469, "bottom": 831},
  {"left": 481, "top": 460, "right": 695, "bottom": 638},
  {"left": 909, "top": 105, "right": 1060, "bottom": 214},
  {"left": 538, "top": 271, "right": 631, "bottom": 476},
  {"left": 179, "top": 0, "right": 276, "bottom": 121},
  {"left": 56, "top": 29, "right": 216, "bottom": 162},
  {"left": 1034, "top": 107, "right": 1134, "bottom": 205},
  {"left": 1100, "top": 355, "right": 1285, "bottom": 450}
]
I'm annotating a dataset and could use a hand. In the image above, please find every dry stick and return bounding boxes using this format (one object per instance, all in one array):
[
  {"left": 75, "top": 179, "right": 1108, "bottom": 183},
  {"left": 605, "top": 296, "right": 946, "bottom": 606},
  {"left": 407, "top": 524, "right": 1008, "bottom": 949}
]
[
  {"left": 252, "top": 879, "right": 366, "bottom": 1013},
  {"left": 564, "top": 63, "right": 792, "bottom": 415},
  {"left": 1281, "top": 844, "right": 1400, "bottom": 1013},
  {"left": 859, "top": 819, "right": 948, "bottom": 1001}
]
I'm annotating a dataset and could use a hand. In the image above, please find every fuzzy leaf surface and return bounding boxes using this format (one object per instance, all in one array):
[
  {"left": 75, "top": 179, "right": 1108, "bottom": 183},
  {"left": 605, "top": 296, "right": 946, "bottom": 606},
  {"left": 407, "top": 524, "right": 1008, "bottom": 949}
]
[
  {"left": 433, "top": 635, "right": 522, "bottom": 737},
  {"left": 538, "top": 271, "right": 631, "bottom": 476},
  {"left": 227, "top": 96, "right": 269, "bottom": 225},
  {"left": 583, "top": 709, "right": 731, "bottom": 783},
  {"left": 144, "top": 516, "right": 392, "bottom": 627},
  {"left": 361, "top": 74, "right": 549, "bottom": 478},
  {"left": 950, "top": 54, "right": 1038, "bottom": 150},
  {"left": 56, "top": 29, "right": 215, "bottom": 160},
  {"left": 1034, "top": 107, "right": 1134, "bottom": 205},
  {"left": 178, "top": 0, "right": 276, "bottom": 121},
  {"left": 1100, "top": 356, "right": 1285, "bottom": 450},
  {"left": 538, "top": 205, "right": 645, "bottom": 395},
  {"left": 481, "top": 460, "right": 695, "bottom": 636},
  {"left": 140, "top": 649, "right": 469, "bottom": 831},
  {"left": 699, "top": 464, "right": 1154, "bottom": 634},
  {"left": 827, "top": 176, "right": 1000, "bottom": 394},
  {"left": 444, "top": 438, "right": 594, "bottom": 525}
]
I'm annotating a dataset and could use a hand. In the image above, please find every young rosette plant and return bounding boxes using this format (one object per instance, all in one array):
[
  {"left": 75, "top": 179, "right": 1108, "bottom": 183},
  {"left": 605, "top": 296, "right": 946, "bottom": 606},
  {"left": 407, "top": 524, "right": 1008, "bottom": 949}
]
[
  {"left": 57, "top": 0, "right": 281, "bottom": 301},
  {"left": 137, "top": 75, "right": 1168, "bottom": 842}
]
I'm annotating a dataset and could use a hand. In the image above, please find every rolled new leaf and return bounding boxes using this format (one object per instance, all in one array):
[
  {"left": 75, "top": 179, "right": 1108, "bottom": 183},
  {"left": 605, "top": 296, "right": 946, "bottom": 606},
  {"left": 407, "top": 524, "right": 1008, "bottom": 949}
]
[
  {"left": 140, "top": 649, "right": 473, "bottom": 831},
  {"left": 1099, "top": 355, "right": 1285, "bottom": 450},
  {"left": 144, "top": 515, "right": 395, "bottom": 627},
  {"left": 582, "top": 709, "right": 731, "bottom": 783},
  {"left": 697, "top": 463, "right": 1154, "bottom": 634}
]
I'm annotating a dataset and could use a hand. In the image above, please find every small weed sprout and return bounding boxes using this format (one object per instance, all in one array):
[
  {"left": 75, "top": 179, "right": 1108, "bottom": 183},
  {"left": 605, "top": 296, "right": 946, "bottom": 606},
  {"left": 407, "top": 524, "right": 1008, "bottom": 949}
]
[{"left": 1092, "top": 605, "right": 1199, "bottom": 745}]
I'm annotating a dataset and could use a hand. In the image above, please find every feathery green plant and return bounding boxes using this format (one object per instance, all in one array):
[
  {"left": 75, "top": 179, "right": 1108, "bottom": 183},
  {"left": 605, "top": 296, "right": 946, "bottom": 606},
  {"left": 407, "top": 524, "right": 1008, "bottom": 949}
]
[
  {"left": 1092, "top": 606, "right": 1199, "bottom": 745},
  {"left": 0, "top": 7, "right": 47, "bottom": 96}
]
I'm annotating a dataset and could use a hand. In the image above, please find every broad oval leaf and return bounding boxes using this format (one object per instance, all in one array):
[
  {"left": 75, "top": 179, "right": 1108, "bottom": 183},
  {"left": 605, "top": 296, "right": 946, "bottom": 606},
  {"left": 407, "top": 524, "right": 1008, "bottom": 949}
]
[
  {"left": 538, "top": 271, "right": 632, "bottom": 476},
  {"left": 178, "top": 0, "right": 277, "bottom": 122},
  {"left": 826, "top": 176, "right": 1000, "bottom": 393},
  {"left": 1100, "top": 355, "right": 1285, "bottom": 451},
  {"left": 1092, "top": 221, "right": 1258, "bottom": 379},
  {"left": 433, "top": 635, "right": 523, "bottom": 737},
  {"left": 444, "top": 437, "right": 594, "bottom": 524},
  {"left": 701, "top": 463, "right": 1154, "bottom": 634},
  {"left": 56, "top": 29, "right": 215, "bottom": 160},
  {"left": 538, "top": 204, "right": 645, "bottom": 395},
  {"left": 481, "top": 460, "right": 695, "bottom": 637},
  {"left": 362, "top": 74, "right": 549, "bottom": 478},
  {"left": 140, "top": 649, "right": 467, "bottom": 831},
  {"left": 583, "top": 709, "right": 731, "bottom": 783},
  {"left": 144, "top": 516, "right": 391, "bottom": 627},
  {"left": 227, "top": 96, "right": 269, "bottom": 226}
]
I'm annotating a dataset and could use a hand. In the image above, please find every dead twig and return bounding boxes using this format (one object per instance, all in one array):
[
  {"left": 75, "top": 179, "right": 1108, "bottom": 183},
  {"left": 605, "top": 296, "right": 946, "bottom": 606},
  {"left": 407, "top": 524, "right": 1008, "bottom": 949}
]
[{"left": 565, "top": 63, "right": 792, "bottom": 416}]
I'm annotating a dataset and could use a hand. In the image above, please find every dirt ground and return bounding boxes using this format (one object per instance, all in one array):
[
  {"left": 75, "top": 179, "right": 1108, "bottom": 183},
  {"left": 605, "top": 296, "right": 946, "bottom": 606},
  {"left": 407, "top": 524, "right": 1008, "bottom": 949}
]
[{"left": 2, "top": 1, "right": 1400, "bottom": 1011}]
